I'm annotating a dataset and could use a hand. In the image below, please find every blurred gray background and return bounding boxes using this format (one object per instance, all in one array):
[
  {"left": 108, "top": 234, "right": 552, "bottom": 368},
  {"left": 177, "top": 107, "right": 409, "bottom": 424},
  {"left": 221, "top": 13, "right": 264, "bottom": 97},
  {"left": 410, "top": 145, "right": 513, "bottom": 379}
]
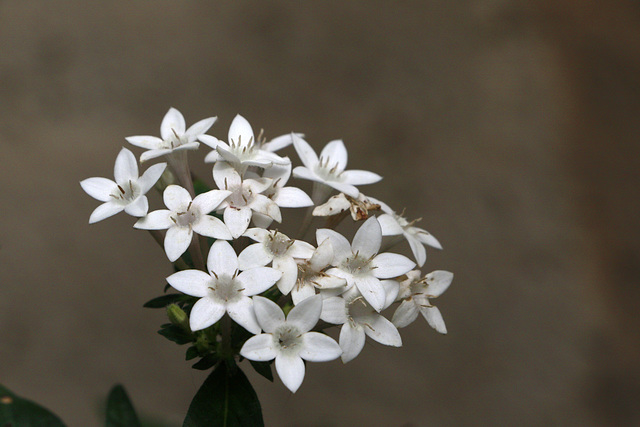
[{"left": 2, "top": 1, "right": 639, "bottom": 426}]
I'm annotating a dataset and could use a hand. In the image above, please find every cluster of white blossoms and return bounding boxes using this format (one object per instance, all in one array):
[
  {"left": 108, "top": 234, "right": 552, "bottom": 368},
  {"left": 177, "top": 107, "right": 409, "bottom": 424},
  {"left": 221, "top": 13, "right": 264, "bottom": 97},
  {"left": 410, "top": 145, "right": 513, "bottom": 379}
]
[{"left": 81, "top": 108, "right": 453, "bottom": 393}]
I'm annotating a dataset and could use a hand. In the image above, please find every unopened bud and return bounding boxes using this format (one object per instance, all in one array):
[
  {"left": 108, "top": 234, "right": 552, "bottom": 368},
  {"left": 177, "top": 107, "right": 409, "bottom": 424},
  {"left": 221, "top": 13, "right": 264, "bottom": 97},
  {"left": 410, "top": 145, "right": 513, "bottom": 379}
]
[
  {"left": 166, "top": 304, "right": 190, "bottom": 331},
  {"left": 154, "top": 168, "right": 176, "bottom": 193}
]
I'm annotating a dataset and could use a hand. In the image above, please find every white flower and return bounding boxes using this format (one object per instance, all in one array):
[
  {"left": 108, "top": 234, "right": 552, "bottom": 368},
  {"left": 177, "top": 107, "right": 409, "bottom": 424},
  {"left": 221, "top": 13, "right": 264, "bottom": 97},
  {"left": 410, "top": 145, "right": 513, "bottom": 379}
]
[
  {"left": 201, "top": 114, "right": 288, "bottom": 172},
  {"left": 292, "top": 135, "right": 382, "bottom": 198},
  {"left": 238, "top": 229, "right": 314, "bottom": 295},
  {"left": 292, "top": 239, "right": 346, "bottom": 305},
  {"left": 321, "top": 285, "right": 401, "bottom": 363},
  {"left": 133, "top": 185, "right": 232, "bottom": 262},
  {"left": 260, "top": 132, "right": 304, "bottom": 152},
  {"left": 312, "top": 192, "right": 381, "bottom": 221},
  {"left": 317, "top": 217, "right": 416, "bottom": 312},
  {"left": 213, "top": 162, "right": 281, "bottom": 238},
  {"left": 126, "top": 107, "right": 216, "bottom": 162},
  {"left": 166, "top": 240, "right": 282, "bottom": 333},
  {"left": 240, "top": 295, "right": 342, "bottom": 393},
  {"left": 377, "top": 204, "right": 442, "bottom": 267},
  {"left": 392, "top": 270, "right": 453, "bottom": 334},
  {"left": 80, "top": 148, "right": 166, "bottom": 223}
]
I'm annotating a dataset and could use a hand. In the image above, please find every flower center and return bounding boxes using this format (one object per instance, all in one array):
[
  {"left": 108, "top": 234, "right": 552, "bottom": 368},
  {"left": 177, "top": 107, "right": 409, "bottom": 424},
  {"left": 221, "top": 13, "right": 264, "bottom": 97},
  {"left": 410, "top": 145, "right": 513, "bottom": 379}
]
[
  {"left": 229, "top": 135, "right": 257, "bottom": 162},
  {"left": 208, "top": 273, "right": 243, "bottom": 303},
  {"left": 227, "top": 184, "right": 253, "bottom": 209},
  {"left": 110, "top": 180, "right": 140, "bottom": 205},
  {"left": 273, "top": 324, "right": 303, "bottom": 355},
  {"left": 171, "top": 203, "right": 200, "bottom": 228},
  {"left": 265, "top": 232, "right": 293, "bottom": 257},
  {"left": 341, "top": 252, "right": 373, "bottom": 276},
  {"left": 314, "top": 157, "right": 343, "bottom": 181}
]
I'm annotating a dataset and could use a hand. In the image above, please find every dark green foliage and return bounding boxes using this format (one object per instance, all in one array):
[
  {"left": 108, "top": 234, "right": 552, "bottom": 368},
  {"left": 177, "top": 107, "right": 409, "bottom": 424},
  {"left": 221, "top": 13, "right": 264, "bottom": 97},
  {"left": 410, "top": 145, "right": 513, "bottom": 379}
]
[
  {"left": 105, "top": 384, "right": 141, "bottom": 427},
  {"left": 0, "top": 383, "right": 66, "bottom": 427}
]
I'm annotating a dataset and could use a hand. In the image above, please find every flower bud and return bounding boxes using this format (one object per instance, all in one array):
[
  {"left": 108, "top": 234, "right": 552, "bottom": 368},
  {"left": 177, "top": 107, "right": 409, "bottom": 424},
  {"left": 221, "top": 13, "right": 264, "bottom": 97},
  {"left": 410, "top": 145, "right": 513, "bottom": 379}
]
[
  {"left": 154, "top": 168, "right": 176, "bottom": 193},
  {"left": 166, "top": 304, "right": 190, "bottom": 332}
]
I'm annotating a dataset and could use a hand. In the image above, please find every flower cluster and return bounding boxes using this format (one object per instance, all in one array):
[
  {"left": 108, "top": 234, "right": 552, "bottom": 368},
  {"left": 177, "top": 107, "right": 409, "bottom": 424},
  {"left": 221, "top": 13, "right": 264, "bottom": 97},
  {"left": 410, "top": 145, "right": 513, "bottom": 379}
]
[{"left": 81, "top": 108, "right": 453, "bottom": 393}]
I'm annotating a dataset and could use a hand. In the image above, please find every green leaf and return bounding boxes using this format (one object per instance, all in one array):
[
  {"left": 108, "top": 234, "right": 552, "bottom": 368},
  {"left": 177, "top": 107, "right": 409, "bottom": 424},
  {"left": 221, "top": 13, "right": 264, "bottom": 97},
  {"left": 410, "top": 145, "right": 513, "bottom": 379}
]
[
  {"left": 185, "top": 346, "right": 199, "bottom": 361},
  {"left": 158, "top": 324, "right": 193, "bottom": 345},
  {"left": 143, "top": 294, "right": 191, "bottom": 309},
  {"left": 0, "top": 383, "right": 66, "bottom": 426},
  {"left": 183, "top": 362, "right": 263, "bottom": 427},
  {"left": 105, "top": 384, "right": 141, "bottom": 427},
  {"left": 191, "top": 354, "right": 219, "bottom": 371},
  {"left": 248, "top": 360, "right": 274, "bottom": 382},
  {"left": 193, "top": 177, "right": 212, "bottom": 196}
]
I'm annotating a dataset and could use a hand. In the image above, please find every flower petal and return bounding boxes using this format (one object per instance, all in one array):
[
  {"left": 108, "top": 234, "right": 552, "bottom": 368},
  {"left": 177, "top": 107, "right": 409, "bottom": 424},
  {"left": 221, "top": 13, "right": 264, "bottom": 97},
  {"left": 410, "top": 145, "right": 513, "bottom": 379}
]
[
  {"left": 238, "top": 243, "right": 273, "bottom": 270},
  {"left": 224, "top": 207, "right": 252, "bottom": 238},
  {"left": 189, "top": 297, "right": 225, "bottom": 331},
  {"left": 213, "top": 161, "right": 241, "bottom": 191},
  {"left": 339, "top": 323, "right": 366, "bottom": 363},
  {"left": 377, "top": 214, "right": 404, "bottom": 236},
  {"left": 166, "top": 269, "right": 212, "bottom": 297},
  {"left": 227, "top": 296, "right": 261, "bottom": 334},
  {"left": 316, "top": 229, "right": 351, "bottom": 263},
  {"left": 292, "top": 134, "right": 318, "bottom": 169},
  {"left": 80, "top": 177, "right": 116, "bottom": 202},
  {"left": 363, "top": 315, "right": 402, "bottom": 347},
  {"left": 240, "top": 334, "right": 277, "bottom": 361},
  {"left": 299, "top": 332, "right": 342, "bottom": 362},
  {"left": 138, "top": 162, "right": 167, "bottom": 194},
  {"left": 291, "top": 284, "right": 317, "bottom": 305},
  {"left": 407, "top": 234, "right": 427, "bottom": 267},
  {"left": 206, "top": 240, "right": 238, "bottom": 276},
  {"left": 133, "top": 210, "right": 172, "bottom": 230},
  {"left": 140, "top": 148, "right": 172, "bottom": 163},
  {"left": 352, "top": 216, "right": 382, "bottom": 259},
  {"left": 341, "top": 170, "right": 383, "bottom": 186},
  {"left": 262, "top": 132, "right": 302, "bottom": 152},
  {"left": 193, "top": 189, "right": 232, "bottom": 214},
  {"left": 353, "top": 275, "right": 385, "bottom": 312},
  {"left": 371, "top": 253, "right": 416, "bottom": 279},
  {"left": 199, "top": 134, "right": 220, "bottom": 149},
  {"left": 273, "top": 256, "right": 298, "bottom": 295},
  {"left": 184, "top": 116, "right": 216, "bottom": 142},
  {"left": 425, "top": 270, "right": 454, "bottom": 298},
  {"left": 253, "top": 296, "right": 285, "bottom": 333},
  {"left": 89, "top": 202, "right": 124, "bottom": 224},
  {"left": 228, "top": 114, "right": 254, "bottom": 146},
  {"left": 163, "top": 185, "right": 192, "bottom": 212},
  {"left": 287, "top": 294, "right": 322, "bottom": 333},
  {"left": 420, "top": 305, "right": 447, "bottom": 334},
  {"left": 113, "top": 148, "right": 139, "bottom": 184},
  {"left": 309, "top": 239, "right": 334, "bottom": 270},
  {"left": 288, "top": 240, "right": 315, "bottom": 259},
  {"left": 275, "top": 354, "right": 305, "bottom": 393},
  {"left": 164, "top": 226, "right": 192, "bottom": 262},
  {"left": 123, "top": 196, "right": 148, "bottom": 217},
  {"left": 125, "top": 135, "right": 163, "bottom": 150},
  {"left": 392, "top": 300, "right": 420, "bottom": 328},
  {"left": 160, "top": 107, "right": 186, "bottom": 141},
  {"left": 272, "top": 187, "right": 313, "bottom": 208},
  {"left": 414, "top": 229, "right": 443, "bottom": 249},
  {"left": 192, "top": 215, "right": 232, "bottom": 240},
  {"left": 319, "top": 140, "right": 347, "bottom": 172},
  {"left": 236, "top": 267, "right": 282, "bottom": 296},
  {"left": 320, "top": 296, "right": 348, "bottom": 324}
]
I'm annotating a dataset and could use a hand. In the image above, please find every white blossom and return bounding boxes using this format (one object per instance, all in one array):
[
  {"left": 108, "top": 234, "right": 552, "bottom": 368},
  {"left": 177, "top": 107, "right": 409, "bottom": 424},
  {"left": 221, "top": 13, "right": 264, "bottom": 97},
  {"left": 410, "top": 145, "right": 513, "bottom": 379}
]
[
  {"left": 392, "top": 270, "right": 453, "bottom": 334},
  {"left": 240, "top": 295, "right": 342, "bottom": 393},
  {"left": 313, "top": 192, "right": 381, "bottom": 221},
  {"left": 292, "top": 239, "right": 346, "bottom": 305},
  {"left": 80, "top": 148, "right": 166, "bottom": 223},
  {"left": 292, "top": 135, "right": 382, "bottom": 198},
  {"left": 317, "top": 217, "right": 415, "bottom": 312},
  {"left": 126, "top": 107, "right": 216, "bottom": 162},
  {"left": 133, "top": 185, "right": 232, "bottom": 262},
  {"left": 166, "top": 240, "right": 282, "bottom": 333}
]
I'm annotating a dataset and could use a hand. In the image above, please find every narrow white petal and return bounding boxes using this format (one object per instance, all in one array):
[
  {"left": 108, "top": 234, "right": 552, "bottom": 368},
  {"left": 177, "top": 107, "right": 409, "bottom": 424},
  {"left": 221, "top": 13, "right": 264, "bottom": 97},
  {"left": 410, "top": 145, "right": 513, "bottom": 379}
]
[
  {"left": 352, "top": 217, "right": 382, "bottom": 259},
  {"left": 407, "top": 235, "right": 427, "bottom": 267},
  {"left": 425, "top": 271, "right": 454, "bottom": 297},
  {"left": 392, "top": 300, "right": 420, "bottom": 328},
  {"left": 185, "top": 117, "right": 216, "bottom": 142},
  {"left": 316, "top": 229, "right": 351, "bottom": 263},
  {"left": 243, "top": 227, "right": 270, "bottom": 242},
  {"left": 140, "top": 148, "right": 172, "bottom": 163},
  {"left": 272, "top": 187, "right": 313, "bottom": 208},
  {"left": 273, "top": 256, "right": 298, "bottom": 295},
  {"left": 250, "top": 195, "right": 282, "bottom": 222},
  {"left": 89, "top": 202, "right": 124, "bottom": 224},
  {"left": 339, "top": 324, "right": 366, "bottom": 363},
  {"left": 415, "top": 229, "right": 443, "bottom": 249},
  {"left": 203, "top": 150, "right": 221, "bottom": 163},
  {"left": 377, "top": 214, "right": 404, "bottom": 236},
  {"left": 133, "top": 210, "right": 172, "bottom": 230},
  {"left": 189, "top": 298, "right": 225, "bottom": 331},
  {"left": 163, "top": 185, "right": 192, "bottom": 212},
  {"left": 256, "top": 149, "right": 289, "bottom": 165},
  {"left": 224, "top": 207, "right": 252, "bottom": 238},
  {"left": 381, "top": 280, "right": 400, "bottom": 309},
  {"left": 199, "top": 134, "right": 220, "bottom": 149},
  {"left": 291, "top": 284, "right": 317, "bottom": 305},
  {"left": 300, "top": 332, "right": 342, "bottom": 362},
  {"left": 253, "top": 296, "right": 285, "bottom": 333},
  {"left": 262, "top": 133, "right": 301, "bottom": 152},
  {"left": 292, "top": 134, "right": 319, "bottom": 169},
  {"left": 240, "top": 334, "right": 277, "bottom": 361},
  {"left": 354, "top": 275, "right": 386, "bottom": 312},
  {"left": 114, "top": 148, "right": 139, "bottom": 184},
  {"left": 326, "top": 181, "right": 360, "bottom": 198},
  {"left": 206, "top": 240, "right": 238, "bottom": 276},
  {"left": 275, "top": 354, "right": 305, "bottom": 393},
  {"left": 125, "top": 135, "right": 163, "bottom": 150},
  {"left": 292, "top": 166, "right": 321, "bottom": 183},
  {"left": 371, "top": 253, "right": 416, "bottom": 279},
  {"left": 313, "top": 194, "right": 350, "bottom": 217},
  {"left": 421, "top": 305, "right": 447, "bottom": 334},
  {"left": 238, "top": 243, "right": 272, "bottom": 270},
  {"left": 192, "top": 189, "right": 231, "bottom": 214},
  {"left": 237, "top": 267, "right": 282, "bottom": 296},
  {"left": 363, "top": 315, "right": 402, "bottom": 347},
  {"left": 287, "top": 294, "right": 322, "bottom": 333},
  {"left": 341, "top": 170, "right": 383, "bottom": 186},
  {"left": 251, "top": 213, "right": 274, "bottom": 229},
  {"left": 309, "top": 239, "right": 334, "bottom": 270},
  {"left": 138, "top": 162, "right": 167, "bottom": 194},
  {"left": 80, "top": 177, "right": 116, "bottom": 202},
  {"left": 320, "top": 296, "right": 348, "bottom": 324},
  {"left": 288, "top": 240, "right": 315, "bottom": 259},
  {"left": 315, "top": 274, "right": 347, "bottom": 289},
  {"left": 166, "top": 269, "right": 212, "bottom": 297},
  {"left": 217, "top": 145, "right": 242, "bottom": 165},
  {"left": 192, "top": 216, "right": 232, "bottom": 240},
  {"left": 160, "top": 107, "right": 186, "bottom": 140},
  {"left": 164, "top": 226, "right": 192, "bottom": 262},
  {"left": 228, "top": 114, "right": 254, "bottom": 146},
  {"left": 227, "top": 297, "right": 261, "bottom": 334},
  {"left": 319, "top": 140, "right": 347, "bottom": 172},
  {"left": 124, "top": 196, "right": 148, "bottom": 217}
]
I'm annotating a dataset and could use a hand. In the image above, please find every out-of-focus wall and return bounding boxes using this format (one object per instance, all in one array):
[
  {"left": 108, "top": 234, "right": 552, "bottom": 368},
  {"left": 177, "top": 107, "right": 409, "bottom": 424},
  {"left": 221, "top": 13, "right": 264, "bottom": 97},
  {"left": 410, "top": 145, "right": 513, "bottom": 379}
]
[{"left": 0, "top": 1, "right": 638, "bottom": 425}]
